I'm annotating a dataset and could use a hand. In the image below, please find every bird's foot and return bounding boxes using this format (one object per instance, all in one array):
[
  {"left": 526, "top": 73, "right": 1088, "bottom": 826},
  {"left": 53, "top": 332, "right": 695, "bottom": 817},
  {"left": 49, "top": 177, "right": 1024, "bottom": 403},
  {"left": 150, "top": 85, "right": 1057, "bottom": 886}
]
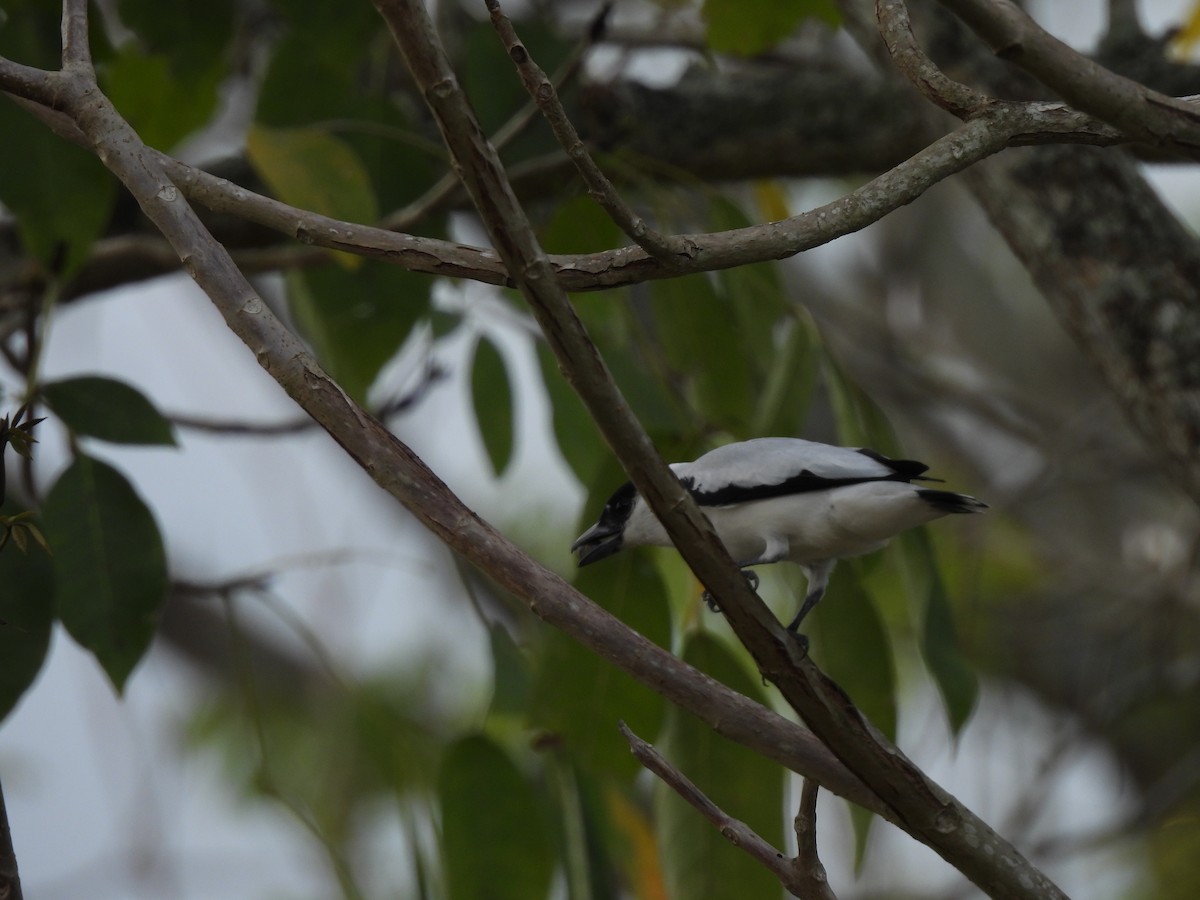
[
  {"left": 701, "top": 570, "right": 760, "bottom": 614},
  {"left": 788, "top": 629, "right": 811, "bottom": 657}
]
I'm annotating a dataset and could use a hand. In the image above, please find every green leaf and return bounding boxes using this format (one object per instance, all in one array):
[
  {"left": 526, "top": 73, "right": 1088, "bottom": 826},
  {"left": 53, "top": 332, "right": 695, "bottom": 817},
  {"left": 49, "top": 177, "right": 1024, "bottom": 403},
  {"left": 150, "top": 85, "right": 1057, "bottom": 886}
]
[
  {"left": 246, "top": 125, "right": 379, "bottom": 240},
  {"left": 42, "top": 455, "right": 168, "bottom": 692},
  {"left": 101, "top": 50, "right": 222, "bottom": 151},
  {"left": 536, "top": 343, "right": 607, "bottom": 485},
  {"left": 531, "top": 551, "right": 670, "bottom": 780},
  {"left": 286, "top": 265, "right": 429, "bottom": 404},
  {"left": 439, "top": 735, "right": 555, "bottom": 900},
  {"left": 118, "top": 0, "right": 235, "bottom": 78},
  {"left": 0, "top": 102, "right": 116, "bottom": 276},
  {"left": 488, "top": 624, "right": 530, "bottom": 719},
  {"left": 539, "top": 194, "right": 625, "bottom": 254},
  {"left": 42, "top": 376, "right": 177, "bottom": 446},
  {"left": 655, "top": 633, "right": 784, "bottom": 900},
  {"left": 703, "top": 0, "right": 839, "bottom": 56},
  {"left": 0, "top": 515, "right": 54, "bottom": 723},
  {"left": 651, "top": 273, "right": 756, "bottom": 434},
  {"left": 470, "top": 335, "right": 515, "bottom": 478},
  {"left": 810, "top": 562, "right": 897, "bottom": 741},
  {"left": 901, "top": 531, "right": 980, "bottom": 734}
]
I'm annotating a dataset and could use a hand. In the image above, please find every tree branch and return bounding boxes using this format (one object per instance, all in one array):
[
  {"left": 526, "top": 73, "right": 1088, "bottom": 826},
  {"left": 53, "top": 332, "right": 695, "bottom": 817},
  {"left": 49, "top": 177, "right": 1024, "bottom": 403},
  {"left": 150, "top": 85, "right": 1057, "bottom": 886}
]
[
  {"left": 485, "top": 0, "right": 687, "bottom": 263},
  {"left": 620, "top": 722, "right": 829, "bottom": 899},
  {"left": 938, "top": 0, "right": 1200, "bottom": 154}
]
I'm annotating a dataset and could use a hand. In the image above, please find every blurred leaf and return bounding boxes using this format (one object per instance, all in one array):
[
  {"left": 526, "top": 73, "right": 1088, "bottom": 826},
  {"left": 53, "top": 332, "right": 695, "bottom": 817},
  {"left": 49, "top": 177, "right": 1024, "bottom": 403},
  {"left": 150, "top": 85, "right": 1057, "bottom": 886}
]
[
  {"left": 246, "top": 124, "right": 379, "bottom": 256},
  {"left": 899, "top": 531, "right": 979, "bottom": 734},
  {"left": 1172, "top": 3, "right": 1200, "bottom": 56},
  {"left": 655, "top": 633, "right": 784, "bottom": 900},
  {"left": 752, "top": 315, "right": 821, "bottom": 437},
  {"left": 43, "top": 375, "right": 176, "bottom": 446},
  {"left": 439, "top": 735, "right": 555, "bottom": 900},
  {"left": 531, "top": 551, "right": 670, "bottom": 780},
  {"left": 605, "top": 787, "right": 669, "bottom": 900},
  {"left": 651, "top": 273, "right": 755, "bottom": 434},
  {"left": 101, "top": 50, "right": 222, "bottom": 150},
  {"left": 806, "top": 562, "right": 895, "bottom": 867},
  {"left": 119, "top": 0, "right": 235, "bottom": 78},
  {"left": 810, "top": 563, "right": 897, "bottom": 741},
  {"left": 42, "top": 455, "right": 167, "bottom": 692},
  {"left": 539, "top": 194, "right": 625, "bottom": 254},
  {"left": 489, "top": 624, "right": 530, "bottom": 718},
  {"left": 461, "top": 17, "right": 570, "bottom": 149},
  {"left": 703, "top": 0, "right": 839, "bottom": 56},
  {"left": 0, "top": 515, "right": 54, "bottom": 723},
  {"left": 0, "top": 0, "right": 74, "bottom": 69},
  {"left": 470, "top": 335, "right": 515, "bottom": 477},
  {"left": 752, "top": 180, "right": 791, "bottom": 222},
  {"left": 287, "top": 264, "right": 428, "bottom": 403},
  {"left": 536, "top": 342, "right": 606, "bottom": 484},
  {"left": 0, "top": 102, "right": 116, "bottom": 276},
  {"left": 823, "top": 351, "right": 902, "bottom": 454}
]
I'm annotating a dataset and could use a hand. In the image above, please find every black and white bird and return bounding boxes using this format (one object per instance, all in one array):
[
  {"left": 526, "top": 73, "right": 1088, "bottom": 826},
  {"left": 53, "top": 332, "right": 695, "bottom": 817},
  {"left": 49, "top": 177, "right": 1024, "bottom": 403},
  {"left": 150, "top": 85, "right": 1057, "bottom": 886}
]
[{"left": 571, "top": 437, "right": 986, "bottom": 633}]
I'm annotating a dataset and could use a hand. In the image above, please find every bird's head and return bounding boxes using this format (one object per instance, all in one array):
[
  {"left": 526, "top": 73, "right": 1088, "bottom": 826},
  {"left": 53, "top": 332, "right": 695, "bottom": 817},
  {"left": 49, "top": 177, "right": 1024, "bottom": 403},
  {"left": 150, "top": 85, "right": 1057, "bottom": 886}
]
[{"left": 571, "top": 481, "right": 638, "bottom": 566}]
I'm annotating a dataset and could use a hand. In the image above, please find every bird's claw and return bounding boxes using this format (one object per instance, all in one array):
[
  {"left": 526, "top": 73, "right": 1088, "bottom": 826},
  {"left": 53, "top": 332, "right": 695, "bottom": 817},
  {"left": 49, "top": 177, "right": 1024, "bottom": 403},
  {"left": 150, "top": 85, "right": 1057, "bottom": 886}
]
[{"left": 701, "top": 570, "right": 761, "bottom": 614}]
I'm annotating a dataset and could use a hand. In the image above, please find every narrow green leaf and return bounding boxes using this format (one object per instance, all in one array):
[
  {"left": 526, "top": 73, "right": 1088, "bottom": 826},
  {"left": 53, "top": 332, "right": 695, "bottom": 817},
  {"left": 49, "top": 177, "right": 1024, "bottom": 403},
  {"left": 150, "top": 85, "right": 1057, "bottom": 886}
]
[
  {"left": 536, "top": 343, "right": 606, "bottom": 485},
  {"left": 651, "top": 273, "right": 755, "bottom": 435},
  {"left": 246, "top": 124, "right": 379, "bottom": 239},
  {"left": 43, "top": 376, "right": 177, "bottom": 446},
  {"left": 806, "top": 562, "right": 895, "bottom": 868},
  {"left": 470, "top": 335, "right": 515, "bottom": 478},
  {"left": 900, "top": 531, "right": 980, "bottom": 734},
  {"left": 810, "top": 563, "right": 897, "bottom": 741},
  {"left": 439, "top": 735, "right": 555, "bottom": 900},
  {"left": 42, "top": 455, "right": 168, "bottom": 692},
  {"left": 488, "top": 624, "right": 530, "bottom": 719},
  {"left": 286, "top": 265, "right": 428, "bottom": 403},
  {"left": 0, "top": 516, "right": 54, "bottom": 723},
  {"left": 530, "top": 551, "right": 670, "bottom": 780},
  {"left": 703, "top": 0, "right": 839, "bottom": 56},
  {"left": 655, "top": 633, "right": 784, "bottom": 900}
]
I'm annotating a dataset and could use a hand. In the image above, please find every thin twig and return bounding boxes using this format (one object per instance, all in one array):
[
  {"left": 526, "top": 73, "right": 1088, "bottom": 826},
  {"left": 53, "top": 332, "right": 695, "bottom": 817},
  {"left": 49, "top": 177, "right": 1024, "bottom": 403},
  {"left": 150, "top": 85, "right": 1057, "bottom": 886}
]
[
  {"left": 876, "top": 0, "right": 988, "bottom": 117},
  {"left": 620, "top": 722, "right": 820, "bottom": 898},
  {"left": 485, "top": 0, "right": 692, "bottom": 264},
  {"left": 381, "top": 3, "right": 606, "bottom": 232}
]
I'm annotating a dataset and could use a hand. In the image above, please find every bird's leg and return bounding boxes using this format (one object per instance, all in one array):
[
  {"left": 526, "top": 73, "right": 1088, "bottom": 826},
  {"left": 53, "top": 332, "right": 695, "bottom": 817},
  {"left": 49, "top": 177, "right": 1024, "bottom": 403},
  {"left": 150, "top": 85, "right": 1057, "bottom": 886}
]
[
  {"left": 702, "top": 569, "right": 760, "bottom": 613},
  {"left": 785, "top": 584, "right": 825, "bottom": 633}
]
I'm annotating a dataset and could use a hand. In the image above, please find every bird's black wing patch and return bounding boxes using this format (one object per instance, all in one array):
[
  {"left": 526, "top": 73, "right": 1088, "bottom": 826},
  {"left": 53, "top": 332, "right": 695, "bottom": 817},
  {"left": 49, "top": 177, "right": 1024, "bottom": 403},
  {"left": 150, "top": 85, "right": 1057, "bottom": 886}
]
[
  {"left": 856, "top": 448, "right": 932, "bottom": 479},
  {"left": 684, "top": 469, "right": 912, "bottom": 507}
]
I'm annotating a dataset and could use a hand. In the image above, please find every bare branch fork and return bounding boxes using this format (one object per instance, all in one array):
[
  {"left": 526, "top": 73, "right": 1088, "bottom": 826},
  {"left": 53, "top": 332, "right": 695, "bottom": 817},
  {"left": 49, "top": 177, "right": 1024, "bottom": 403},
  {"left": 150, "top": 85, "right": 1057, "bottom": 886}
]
[{"left": 621, "top": 722, "right": 837, "bottom": 900}]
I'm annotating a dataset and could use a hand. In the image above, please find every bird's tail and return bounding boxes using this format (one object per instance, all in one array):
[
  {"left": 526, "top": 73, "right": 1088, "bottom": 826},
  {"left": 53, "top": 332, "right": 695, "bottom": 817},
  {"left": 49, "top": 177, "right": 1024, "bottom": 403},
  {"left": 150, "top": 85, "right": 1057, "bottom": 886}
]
[{"left": 917, "top": 489, "right": 988, "bottom": 514}]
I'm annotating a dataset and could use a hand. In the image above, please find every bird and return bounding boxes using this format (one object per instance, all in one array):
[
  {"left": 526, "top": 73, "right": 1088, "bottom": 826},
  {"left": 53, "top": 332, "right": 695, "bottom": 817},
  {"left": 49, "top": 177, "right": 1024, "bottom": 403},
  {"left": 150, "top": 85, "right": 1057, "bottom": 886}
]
[{"left": 571, "top": 437, "right": 986, "bottom": 634}]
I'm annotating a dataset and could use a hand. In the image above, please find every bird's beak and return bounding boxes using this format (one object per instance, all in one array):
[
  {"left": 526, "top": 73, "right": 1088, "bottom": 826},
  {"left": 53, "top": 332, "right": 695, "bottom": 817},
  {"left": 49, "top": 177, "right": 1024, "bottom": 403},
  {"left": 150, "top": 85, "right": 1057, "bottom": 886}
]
[{"left": 571, "top": 521, "right": 623, "bottom": 566}]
